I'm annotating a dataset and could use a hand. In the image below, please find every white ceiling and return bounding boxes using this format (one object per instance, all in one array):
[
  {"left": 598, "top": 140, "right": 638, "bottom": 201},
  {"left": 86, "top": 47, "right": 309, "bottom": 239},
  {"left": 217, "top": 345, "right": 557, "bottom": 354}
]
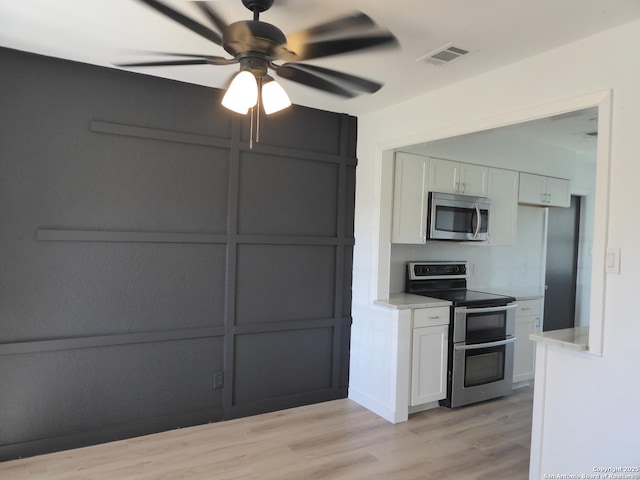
[{"left": 3, "top": 0, "right": 640, "bottom": 118}]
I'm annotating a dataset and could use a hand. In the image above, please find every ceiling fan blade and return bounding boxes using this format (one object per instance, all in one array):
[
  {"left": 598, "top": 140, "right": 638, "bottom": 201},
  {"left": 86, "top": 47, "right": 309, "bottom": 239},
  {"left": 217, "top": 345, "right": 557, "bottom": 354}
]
[
  {"left": 116, "top": 56, "right": 237, "bottom": 67},
  {"left": 116, "top": 59, "right": 211, "bottom": 67},
  {"left": 139, "top": 52, "right": 238, "bottom": 65},
  {"left": 137, "top": 0, "right": 223, "bottom": 46},
  {"left": 193, "top": 1, "right": 228, "bottom": 36},
  {"left": 280, "top": 63, "right": 382, "bottom": 93},
  {"left": 273, "top": 65, "right": 356, "bottom": 98},
  {"left": 286, "top": 11, "right": 375, "bottom": 43},
  {"left": 285, "top": 33, "right": 398, "bottom": 61}
]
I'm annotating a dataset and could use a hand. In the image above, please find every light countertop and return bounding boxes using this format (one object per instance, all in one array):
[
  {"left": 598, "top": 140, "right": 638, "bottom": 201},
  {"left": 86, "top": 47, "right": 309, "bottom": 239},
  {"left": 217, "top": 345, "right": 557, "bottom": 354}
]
[
  {"left": 374, "top": 293, "right": 452, "bottom": 310},
  {"left": 529, "top": 326, "right": 589, "bottom": 352}
]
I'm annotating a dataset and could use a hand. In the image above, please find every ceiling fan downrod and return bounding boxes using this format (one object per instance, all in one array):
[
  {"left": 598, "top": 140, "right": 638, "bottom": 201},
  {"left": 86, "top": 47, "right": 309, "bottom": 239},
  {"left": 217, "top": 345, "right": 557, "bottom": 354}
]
[{"left": 242, "top": 0, "right": 274, "bottom": 21}]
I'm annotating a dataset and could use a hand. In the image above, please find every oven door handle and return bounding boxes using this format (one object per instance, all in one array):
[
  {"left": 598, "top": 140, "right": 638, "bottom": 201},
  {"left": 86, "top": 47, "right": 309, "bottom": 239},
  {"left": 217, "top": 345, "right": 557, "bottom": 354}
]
[
  {"left": 454, "top": 337, "right": 517, "bottom": 351},
  {"left": 458, "top": 304, "right": 518, "bottom": 315}
]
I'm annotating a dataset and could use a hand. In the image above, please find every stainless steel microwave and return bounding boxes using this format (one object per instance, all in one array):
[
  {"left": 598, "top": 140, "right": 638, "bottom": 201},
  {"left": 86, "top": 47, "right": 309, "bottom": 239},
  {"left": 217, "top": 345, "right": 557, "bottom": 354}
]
[{"left": 427, "top": 192, "right": 490, "bottom": 241}]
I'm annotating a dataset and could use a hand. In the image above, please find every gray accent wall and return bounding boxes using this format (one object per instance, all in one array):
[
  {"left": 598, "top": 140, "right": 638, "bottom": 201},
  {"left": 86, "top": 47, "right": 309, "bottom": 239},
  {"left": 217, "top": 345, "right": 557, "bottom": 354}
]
[{"left": 0, "top": 47, "right": 356, "bottom": 461}]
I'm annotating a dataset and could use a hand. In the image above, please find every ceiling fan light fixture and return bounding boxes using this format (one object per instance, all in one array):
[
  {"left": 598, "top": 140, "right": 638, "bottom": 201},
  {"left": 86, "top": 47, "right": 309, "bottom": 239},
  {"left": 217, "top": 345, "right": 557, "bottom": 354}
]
[
  {"left": 222, "top": 70, "right": 258, "bottom": 114},
  {"left": 261, "top": 76, "right": 291, "bottom": 114}
]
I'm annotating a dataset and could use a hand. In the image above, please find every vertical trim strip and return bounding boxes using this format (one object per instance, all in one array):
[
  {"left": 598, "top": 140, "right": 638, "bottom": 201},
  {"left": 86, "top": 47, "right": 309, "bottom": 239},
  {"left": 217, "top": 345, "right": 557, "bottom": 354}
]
[{"left": 223, "top": 116, "right": 242, "bottom": 418}]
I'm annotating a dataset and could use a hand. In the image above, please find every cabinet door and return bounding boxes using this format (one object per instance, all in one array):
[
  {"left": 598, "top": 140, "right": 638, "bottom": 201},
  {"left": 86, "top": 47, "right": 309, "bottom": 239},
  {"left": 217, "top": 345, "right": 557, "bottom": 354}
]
[
  {"left": 392, "top": 152, "right": 429, "bottom": 243},
  {"left": 428, "top": 158, "right": 459, "bottom": 194},
  {"left": 513, "top": 299, "right": 541, "bottom": 383},
  {"left": 487, "top": 168, "right": 519, "bottom": 245},
  {"left": 545, "top": 177, "right": 571, "bottom": 207},
  {"left": 410, "top": 325, "right": 448, "bottom": 406},
  {"left": 459, "top": 163, "right": 488, "bottom": 196},
  {"left": 513, "top": 316, "right": 538, "bottom": 383},
  {"left": 518, "top": 172, "right": 547, "bottom": 205}
]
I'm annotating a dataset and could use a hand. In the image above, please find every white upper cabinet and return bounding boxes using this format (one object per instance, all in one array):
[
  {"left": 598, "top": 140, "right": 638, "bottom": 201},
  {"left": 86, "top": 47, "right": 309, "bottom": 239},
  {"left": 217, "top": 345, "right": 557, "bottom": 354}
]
[
  {"left": 544, "top": 176, "right": 571, "bottom": 207},
  {"left": 460, "top": 163, "right": 489, "bottom": 196},
  {"left": 392, "top": 152, "right": 429, "bottom": 244},
  {"left": 518, "top": 172, "right": 571, "bottom": 207},
  {"left": 429, "top": 158, "right": 488, "bottom": 196},
  {"left": 487, "top": 168, "right": 519, "bottom": 245}
]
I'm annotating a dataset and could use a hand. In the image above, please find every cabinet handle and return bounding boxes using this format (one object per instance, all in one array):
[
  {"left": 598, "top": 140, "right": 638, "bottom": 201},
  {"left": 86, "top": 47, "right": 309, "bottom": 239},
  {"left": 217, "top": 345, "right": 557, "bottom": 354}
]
[
  {"left": 428, "top": 316, "right": 441, "bottom": 320},
  {"left": 521, "top": 307, "right": 531, "bottom": 311}
]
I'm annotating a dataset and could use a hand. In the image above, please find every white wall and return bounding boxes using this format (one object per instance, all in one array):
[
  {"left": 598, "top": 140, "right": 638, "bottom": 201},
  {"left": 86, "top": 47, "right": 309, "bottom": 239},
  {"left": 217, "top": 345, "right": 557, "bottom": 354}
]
[
  {"left": 389, "top": 204, "right": 546, "bottom": 295},
  {"left": 351, "top": 18, "right": 640, "bottom": 476}
]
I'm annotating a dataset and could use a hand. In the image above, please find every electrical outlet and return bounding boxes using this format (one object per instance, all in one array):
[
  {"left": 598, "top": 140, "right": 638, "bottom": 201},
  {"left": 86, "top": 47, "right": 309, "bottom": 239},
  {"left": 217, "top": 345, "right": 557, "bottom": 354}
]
[
  {"left": 213, "top": 371, "right": 224, "bottom": 390},
  {"left": 606, "top": 247, "right": 621, "bottom": 274}
]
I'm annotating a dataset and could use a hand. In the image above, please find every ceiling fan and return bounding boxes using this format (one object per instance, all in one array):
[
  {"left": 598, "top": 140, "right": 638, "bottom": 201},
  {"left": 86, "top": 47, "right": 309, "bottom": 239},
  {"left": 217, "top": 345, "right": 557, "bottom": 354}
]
[{"left": 117, "top": 0, "right": 399, "bottom": 116}]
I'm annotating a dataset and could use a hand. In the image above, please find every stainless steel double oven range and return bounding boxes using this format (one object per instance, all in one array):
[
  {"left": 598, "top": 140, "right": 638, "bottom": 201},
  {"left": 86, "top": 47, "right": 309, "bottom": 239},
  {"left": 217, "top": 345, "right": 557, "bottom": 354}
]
[{"left": 405, "top": 261, "right": 517, "bottom": 408}]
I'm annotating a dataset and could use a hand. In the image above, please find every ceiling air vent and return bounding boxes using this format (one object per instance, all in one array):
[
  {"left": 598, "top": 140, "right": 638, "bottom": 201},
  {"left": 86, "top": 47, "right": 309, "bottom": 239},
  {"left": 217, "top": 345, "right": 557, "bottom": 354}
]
[{"left": 417, "top": 44, "right": 470, "bottom": 65}]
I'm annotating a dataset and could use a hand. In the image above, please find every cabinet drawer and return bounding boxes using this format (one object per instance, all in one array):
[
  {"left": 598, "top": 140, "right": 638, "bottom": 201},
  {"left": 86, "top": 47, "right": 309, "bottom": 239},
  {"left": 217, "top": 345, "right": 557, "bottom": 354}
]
[
  {"left": 516, "top": 299, "right": 541, "bottom": 317},
  {"left": 413, "top": 307, "right": 450, "bottom": 328}
]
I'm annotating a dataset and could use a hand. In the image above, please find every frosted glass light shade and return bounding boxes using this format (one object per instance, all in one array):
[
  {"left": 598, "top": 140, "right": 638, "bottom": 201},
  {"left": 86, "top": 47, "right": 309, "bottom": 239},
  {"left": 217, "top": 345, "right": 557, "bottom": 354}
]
[
  {"left": 221, "top": 71, "right": 258, "bottom": 114},
  {"left": 262, "top": 78, "right": 291, "bottom": 114}
]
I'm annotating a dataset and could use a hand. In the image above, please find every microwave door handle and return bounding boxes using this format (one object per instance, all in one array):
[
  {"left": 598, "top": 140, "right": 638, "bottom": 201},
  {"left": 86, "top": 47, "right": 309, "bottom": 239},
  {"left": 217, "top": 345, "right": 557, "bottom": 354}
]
[
  {"left": 454, "top": 337, "right": 517, "bottom": 351},
  {"left": 473, "top": 204, "right": 481, "bottom": 239}
]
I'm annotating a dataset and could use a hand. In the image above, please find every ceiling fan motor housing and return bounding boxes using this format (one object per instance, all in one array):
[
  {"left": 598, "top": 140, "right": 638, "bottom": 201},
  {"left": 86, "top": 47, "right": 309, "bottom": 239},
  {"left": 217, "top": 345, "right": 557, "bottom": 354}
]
[{"left": 223, "top": 21, "right": 287, "bottom": 58}]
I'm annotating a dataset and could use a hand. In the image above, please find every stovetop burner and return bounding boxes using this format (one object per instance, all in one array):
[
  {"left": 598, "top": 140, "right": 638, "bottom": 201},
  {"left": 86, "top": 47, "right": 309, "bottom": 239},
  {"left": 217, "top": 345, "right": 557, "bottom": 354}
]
[{"left": 405, "top": 261, "right": 516, "bottom": 307}]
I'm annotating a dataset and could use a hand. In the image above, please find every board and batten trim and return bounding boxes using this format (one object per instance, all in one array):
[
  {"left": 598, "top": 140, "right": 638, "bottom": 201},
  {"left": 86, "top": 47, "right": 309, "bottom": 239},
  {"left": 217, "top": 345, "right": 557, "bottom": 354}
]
[
  {"left": 0, "top": 327, "right": 226, "bottom": 356},
  {"left": 90, "top": 120, "right": 356, "bottom": 166},
  {"left": 90, "top": 120, "right": 231, "bottom": 149},
  {"left": 36, "top": 229, "right": 228, "bottom": 244}
]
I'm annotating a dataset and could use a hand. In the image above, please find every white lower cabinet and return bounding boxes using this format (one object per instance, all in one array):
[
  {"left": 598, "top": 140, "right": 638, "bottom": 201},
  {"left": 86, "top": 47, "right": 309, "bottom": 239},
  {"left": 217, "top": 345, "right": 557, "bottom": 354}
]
[
  {"left": 513, "top": 299, "right": 542, "bottom": 383},
  {"left": 410, "top": 307, "right": 449, "bottom": 406}
]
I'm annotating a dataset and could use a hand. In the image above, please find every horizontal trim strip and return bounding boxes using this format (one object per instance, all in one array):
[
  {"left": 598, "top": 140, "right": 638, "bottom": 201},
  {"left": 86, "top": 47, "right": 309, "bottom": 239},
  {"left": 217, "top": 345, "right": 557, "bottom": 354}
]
[
  {"left": 90, "top": 121, "right": 358, "bottom": 167},
  {"left": 90, "top": 120, "right": 231, "bottom": 149},
  {"left": 36, "top": 229, "right": 354, "bottom": 246},
  {"left": 240, "top": 141, "right": 358, "bottom": 167},
  {"left": 233, "top": 316, "right": 352, "bottom": 335},
  {"left": 0, "top": 327, "right": 226, "bottom": 356},
  {"left": 235, "top": 234, "right": 355, "bottom": 246},
  {"left": 37, "top": 229, "right": 228, "bottom": 244}
]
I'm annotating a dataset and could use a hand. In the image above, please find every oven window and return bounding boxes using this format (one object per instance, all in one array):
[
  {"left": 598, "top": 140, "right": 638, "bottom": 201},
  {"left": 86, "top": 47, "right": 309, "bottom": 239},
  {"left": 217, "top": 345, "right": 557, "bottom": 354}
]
[
  {"left": 466, "top": 311, "right": 506, "bottom": 343},
  {"left": 434, "top": 206, "right": 489, "bottom": 234},
  {"left": 464, "top": 346, "right": 505, "bottom": 387}
]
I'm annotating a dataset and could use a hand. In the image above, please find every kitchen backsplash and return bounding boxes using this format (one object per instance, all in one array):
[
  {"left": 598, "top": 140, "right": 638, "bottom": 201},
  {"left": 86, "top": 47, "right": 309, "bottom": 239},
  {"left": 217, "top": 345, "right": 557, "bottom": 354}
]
[{"left": 389, "top": 205, "right": 546, "bottom": 294}]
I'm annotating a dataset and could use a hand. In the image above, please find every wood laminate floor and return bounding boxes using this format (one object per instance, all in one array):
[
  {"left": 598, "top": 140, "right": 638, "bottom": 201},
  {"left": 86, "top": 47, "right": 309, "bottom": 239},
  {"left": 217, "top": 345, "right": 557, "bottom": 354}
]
[{"left": 0, "top": 386, "right": 533, "bottom": 480}]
